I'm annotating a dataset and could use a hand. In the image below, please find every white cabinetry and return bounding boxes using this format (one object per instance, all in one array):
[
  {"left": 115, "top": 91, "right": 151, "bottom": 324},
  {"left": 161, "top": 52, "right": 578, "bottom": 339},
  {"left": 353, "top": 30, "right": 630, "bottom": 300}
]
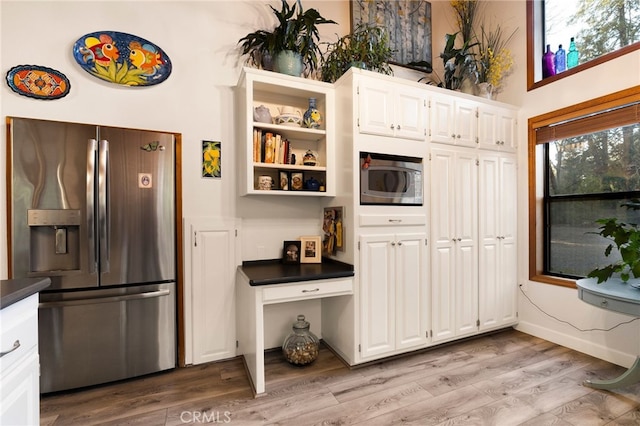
[
  {"left": 430, "top": 146, "right": 478, "bottom": 342},
  {"left": 430, "top": 94, "right": 478, "bottom": 147},
  {"left": 184, "top": 218, "right": 238, "bottom": 365},
  {"left": 236, "top": 67, "right": 335, "bottom": 196},
  {"left": 0, "top": 294, "right": 40, "bottom": 426},
  {"left": 478, "top": 152, "right": 518, "bottom": 331},
  {"left": 357, "top": 76, "right": 428, "bottom": 141},
  {"left": 478, "top": 105, "right": 517, "bottom": 152},
  {"left": 359, "top": 231, "right": 429, "bottom": 360}
]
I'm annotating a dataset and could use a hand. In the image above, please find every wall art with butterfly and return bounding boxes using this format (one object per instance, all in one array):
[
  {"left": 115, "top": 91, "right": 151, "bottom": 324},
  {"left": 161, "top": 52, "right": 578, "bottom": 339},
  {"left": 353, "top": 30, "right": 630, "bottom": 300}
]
[{"left": 202, "top": 140, "right": 221, "bottom": 178}]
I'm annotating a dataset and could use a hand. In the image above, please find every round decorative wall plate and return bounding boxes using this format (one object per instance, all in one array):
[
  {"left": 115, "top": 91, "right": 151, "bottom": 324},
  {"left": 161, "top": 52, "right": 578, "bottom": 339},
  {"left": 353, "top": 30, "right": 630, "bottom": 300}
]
[
  {"left": 72, "top": 31, "right": 172, "bottom": 86},
  {"left": 6, "top": 65, "right": 71, "bottom": 100}
]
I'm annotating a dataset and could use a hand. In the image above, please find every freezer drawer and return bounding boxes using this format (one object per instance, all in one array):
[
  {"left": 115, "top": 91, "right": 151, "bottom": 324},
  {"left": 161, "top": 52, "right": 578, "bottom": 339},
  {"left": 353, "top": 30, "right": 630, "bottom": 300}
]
[{"left": 38, "top": 283, "right": 176, "bottom": 393}]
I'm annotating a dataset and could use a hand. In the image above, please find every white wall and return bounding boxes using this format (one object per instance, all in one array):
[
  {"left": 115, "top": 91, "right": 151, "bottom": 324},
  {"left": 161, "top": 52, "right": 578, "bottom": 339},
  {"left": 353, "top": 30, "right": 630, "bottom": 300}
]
[{"left": 3, "top": 1, "right": 640, "bottom": 367}]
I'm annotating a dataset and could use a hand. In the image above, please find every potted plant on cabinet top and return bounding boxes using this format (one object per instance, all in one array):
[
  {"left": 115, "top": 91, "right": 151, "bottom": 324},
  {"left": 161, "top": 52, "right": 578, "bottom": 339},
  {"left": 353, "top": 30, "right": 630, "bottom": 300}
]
[
  {"left": 587, "top": 200, "right": 640, "bottom": 285},
  {"left": 319, "top": 23, "right": 394, "bottom": 83},
  {"left": 237, "top": 0, "right": 336, "bottom": 77}
]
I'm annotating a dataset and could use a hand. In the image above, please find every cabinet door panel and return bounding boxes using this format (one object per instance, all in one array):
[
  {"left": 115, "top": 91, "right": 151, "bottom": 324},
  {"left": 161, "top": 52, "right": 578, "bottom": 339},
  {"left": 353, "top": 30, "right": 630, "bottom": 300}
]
[
  {"left": 395, "top": 87, "right": 427, "bottom": 141},
  {"left": 360, "top": 234, "right": 395, "bottom": 358},
  {"left": 0, "top": 349, "right": 39, "bottom": 426},
  {"left": 395, "top": 234, "right": 429, "bottom": 350},
  {"left": 455, "top": 100, "right": 478, "bottom": 147},
  {"left": 455, "top": 150, "right": 478, "bottom": 244},
  {"left": 430, "top": 148, "right": 455, "bottom": 244},
  {"left": 189, "top": 220, "right": 237, "bottom": 365},
  {"left": 431, "top": 245, "right": 455, "bottom": 342},
  {"left": 456, "top": 243, "right": 478, "bottom": 336},
  {"left": 430, "top": 96, "right": 455, "bottom": 144},
  {"left": 358, "top": 80, "right": 393, "bottom": 137},
  {"left": 498, "top": 111, "right": 517, "bottom": 152}
]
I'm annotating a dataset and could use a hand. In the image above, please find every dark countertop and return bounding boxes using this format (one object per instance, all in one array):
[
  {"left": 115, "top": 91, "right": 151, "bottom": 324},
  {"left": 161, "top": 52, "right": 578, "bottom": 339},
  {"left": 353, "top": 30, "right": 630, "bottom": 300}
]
[
  {"left": 1, "top": 277, "right": 51, "bottom": 309},
  {"left": 239, "top": 258, "right": 354, "bottom": 286}
]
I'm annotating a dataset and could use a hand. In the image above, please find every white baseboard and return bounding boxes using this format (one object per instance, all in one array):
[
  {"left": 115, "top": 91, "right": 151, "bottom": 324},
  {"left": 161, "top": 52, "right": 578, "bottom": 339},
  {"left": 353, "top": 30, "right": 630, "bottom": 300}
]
[{"left": 515, "top": 321, "right": 635, "bottom": 368}]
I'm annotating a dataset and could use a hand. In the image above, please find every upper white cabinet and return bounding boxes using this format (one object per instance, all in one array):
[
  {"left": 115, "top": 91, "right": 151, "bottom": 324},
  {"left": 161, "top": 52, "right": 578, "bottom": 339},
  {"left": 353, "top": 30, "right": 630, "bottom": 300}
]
[
  {"left": 478, "top": 152, "right": 518, "bottom": 331},
  {"left": 478, "top": 106, "right": 517, "bottom": 152},
  {"left": 359, "top": 231, "right": 429, "bottom": 361},
  {"left": 236, "top": 68, "right": 335, "bottom": 196},
  {"left": 357, "top": 76, "right": 428, "bottom": 141},
  {"left": 430, "top": 94, "right": 478, "bottom": 147}
]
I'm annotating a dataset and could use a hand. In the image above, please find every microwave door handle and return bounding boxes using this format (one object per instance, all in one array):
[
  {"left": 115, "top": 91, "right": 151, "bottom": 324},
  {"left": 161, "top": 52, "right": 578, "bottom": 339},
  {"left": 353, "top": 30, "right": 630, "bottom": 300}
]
[
  {"left": 98, "top": 139, "right": 109, "bottom": 273},
  {"left": 87, "top": 139, "right": 97, "bottom": 274}
]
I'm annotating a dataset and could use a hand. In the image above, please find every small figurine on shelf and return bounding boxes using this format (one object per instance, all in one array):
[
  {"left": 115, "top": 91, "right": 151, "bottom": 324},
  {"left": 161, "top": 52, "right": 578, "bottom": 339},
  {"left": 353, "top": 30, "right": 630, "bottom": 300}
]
[
  {"left": 303, "top": 149, "right": 317, "bottom": 166},
  {"left": 302, "top": 97, "right": 322, "bottom": 129}
]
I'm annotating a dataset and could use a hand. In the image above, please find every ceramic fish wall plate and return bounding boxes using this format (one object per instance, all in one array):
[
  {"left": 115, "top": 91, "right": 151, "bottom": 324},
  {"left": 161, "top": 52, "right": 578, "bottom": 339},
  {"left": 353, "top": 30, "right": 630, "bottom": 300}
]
[
  {"left": 73, "top": 31, "right": 172, "bottom": 86},
  {"left": 6, "top": 65, "right": 71, "bottom": 100}
]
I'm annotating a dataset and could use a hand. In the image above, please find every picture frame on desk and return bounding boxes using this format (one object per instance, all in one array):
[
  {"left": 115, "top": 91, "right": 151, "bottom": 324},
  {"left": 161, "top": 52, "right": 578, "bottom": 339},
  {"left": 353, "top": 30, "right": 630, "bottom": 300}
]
[
  {"left": 300, "top": 235, "right": 322, "bottom": 263},
  {"left": 282, "top": 241, "right": 301, "bottom": 264}
]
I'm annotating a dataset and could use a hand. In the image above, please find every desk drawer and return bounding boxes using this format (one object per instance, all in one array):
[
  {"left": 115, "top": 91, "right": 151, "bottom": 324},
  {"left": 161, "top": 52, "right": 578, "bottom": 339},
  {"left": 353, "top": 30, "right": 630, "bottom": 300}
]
[
  {"left": 262, "top": 278, "right": 353, "bottom": 303},
  {"left": 579, "top": 288, "right": 639, "bottom": 316}
]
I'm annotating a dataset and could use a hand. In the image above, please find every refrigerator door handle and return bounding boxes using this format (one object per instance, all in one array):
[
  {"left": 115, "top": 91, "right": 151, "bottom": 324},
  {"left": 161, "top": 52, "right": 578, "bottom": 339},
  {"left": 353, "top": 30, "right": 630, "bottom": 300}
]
[
  {"left": 39, "top": 289, "right": 171, "bottom": 308},
  {"left": 87, "top": 139, "right": 98, "bottom": 274},
  {"left": 98, "top": 139, "right": 110, "bottom": 273}
]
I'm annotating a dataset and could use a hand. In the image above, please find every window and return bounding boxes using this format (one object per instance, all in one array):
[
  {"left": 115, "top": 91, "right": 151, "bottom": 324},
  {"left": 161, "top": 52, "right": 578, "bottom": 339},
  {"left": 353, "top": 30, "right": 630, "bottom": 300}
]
[
  {"left": 527, "top": 0, "right": 640, "bottom": 89},
  {"left": 528, "top": 87, "right": 640, "bottom": 287}
]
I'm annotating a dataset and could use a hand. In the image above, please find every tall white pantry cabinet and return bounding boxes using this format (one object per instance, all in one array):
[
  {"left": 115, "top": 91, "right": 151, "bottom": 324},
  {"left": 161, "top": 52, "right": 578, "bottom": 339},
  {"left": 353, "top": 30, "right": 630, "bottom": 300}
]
[{"left": 323, "top": 67, "right": 518, "bottom": 365}]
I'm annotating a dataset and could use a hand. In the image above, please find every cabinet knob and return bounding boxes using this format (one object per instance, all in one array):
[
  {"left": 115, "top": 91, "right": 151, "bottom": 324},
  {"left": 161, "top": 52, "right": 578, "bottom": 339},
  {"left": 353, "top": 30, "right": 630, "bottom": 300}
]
[
  {"left": 456, "top": 134, "right": 461, "bottom": 139},
  {"left": 457, "top": 238, "right": 462, "bottom": 241},
  {"left": 600, "top": 299, "right": 608, "bottom": 307},
  {"left": 451, "top": 134, "right": 456, "bottom": 138},
  {"left": 390, "top": 124, "right": 395, "bottom": 130},
  {"left": 391, "top": 242, "right": 396, "bottom": 246},
  {"left": 398, "top": 242, "right": 403, "bottom": 246},
  {"left": 397, "top": 125, "right": 401, "bottom": 130}
]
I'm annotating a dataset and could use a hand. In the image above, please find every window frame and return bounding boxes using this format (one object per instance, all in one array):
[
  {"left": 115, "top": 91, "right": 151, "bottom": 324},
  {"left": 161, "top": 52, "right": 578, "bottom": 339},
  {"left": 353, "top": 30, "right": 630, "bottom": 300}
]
[
  {"left": 528, "top": 86, "right": 640, "bottom": 288},
  {"left": 526, "top": 0, "right": 640, "bottom": 91}
]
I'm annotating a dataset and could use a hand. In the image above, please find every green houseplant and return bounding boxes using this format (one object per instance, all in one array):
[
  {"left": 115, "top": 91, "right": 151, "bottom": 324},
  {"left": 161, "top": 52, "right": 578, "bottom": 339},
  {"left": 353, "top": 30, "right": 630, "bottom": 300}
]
[
  {"left": 237, "top": 0, "right": 336, "bottom": 76},
  {"left": 440, "top": 31, "right": 476, "bottom": 90},
  {"left": 319, "top": 23, "right": 394, "bottom": 83},
  {"left": 587, "top": 200, "right": 640, "bottom": 284}
]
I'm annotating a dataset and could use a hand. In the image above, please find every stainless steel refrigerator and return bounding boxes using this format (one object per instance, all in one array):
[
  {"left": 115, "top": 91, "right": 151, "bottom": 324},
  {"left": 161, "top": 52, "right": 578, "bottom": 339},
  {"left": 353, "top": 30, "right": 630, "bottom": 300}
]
[{"left": 7, "top": 117, "right": 176, "bottom": 393}]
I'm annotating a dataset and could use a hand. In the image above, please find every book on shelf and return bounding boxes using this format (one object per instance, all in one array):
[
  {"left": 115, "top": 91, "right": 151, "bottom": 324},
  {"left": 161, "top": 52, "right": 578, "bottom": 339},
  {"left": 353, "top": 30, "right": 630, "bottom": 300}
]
[{"left": 253, "top": 128, "right": 292, "bottom": 165}]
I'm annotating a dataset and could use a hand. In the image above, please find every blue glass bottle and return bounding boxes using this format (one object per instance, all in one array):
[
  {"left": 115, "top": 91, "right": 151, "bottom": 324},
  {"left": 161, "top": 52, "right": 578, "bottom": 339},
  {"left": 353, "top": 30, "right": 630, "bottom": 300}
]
[
  {"left": 567, "top": 37, "right": 579, "bottom": 68},
  {"left": 542, "top": 44, "right": 555, "bottom": 78},
  {"left": 555, "top": 44, "right": 566, "bottom": 73}
]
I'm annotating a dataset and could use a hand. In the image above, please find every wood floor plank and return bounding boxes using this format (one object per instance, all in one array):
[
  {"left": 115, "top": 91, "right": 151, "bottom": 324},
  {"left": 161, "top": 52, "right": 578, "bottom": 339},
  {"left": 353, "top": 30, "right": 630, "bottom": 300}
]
[
  {"left": 435, "top": 394, "right": 542, "bottom": 426},
  {"left": 416, "top": 346, "right": 550, "bottom": 396},
  {"left": 360, "top": 384, "right": 495, "bottom": 425},
  {"left": 550, "top": 391, "right": 639, "bottom": 426}
]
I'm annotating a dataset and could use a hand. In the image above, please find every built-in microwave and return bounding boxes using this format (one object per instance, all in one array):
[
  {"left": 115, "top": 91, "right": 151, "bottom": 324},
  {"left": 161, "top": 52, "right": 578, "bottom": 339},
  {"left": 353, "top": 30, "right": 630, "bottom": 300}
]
[{"left": 360, "top": 152, "right": 423, "bottom": 205}]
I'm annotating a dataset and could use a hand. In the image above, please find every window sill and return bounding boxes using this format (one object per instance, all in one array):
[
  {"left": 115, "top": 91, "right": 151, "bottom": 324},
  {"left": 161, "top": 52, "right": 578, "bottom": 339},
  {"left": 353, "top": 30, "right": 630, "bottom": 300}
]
[{"left": 529, "top": 274, "right": 577, "bottom": 289}]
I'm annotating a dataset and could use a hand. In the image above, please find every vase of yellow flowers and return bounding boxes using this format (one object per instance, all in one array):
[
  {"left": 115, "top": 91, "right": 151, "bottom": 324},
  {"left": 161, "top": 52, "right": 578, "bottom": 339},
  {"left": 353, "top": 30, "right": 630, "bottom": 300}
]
[{"left": 471, "top": 24, "right": 517, "bottom": 99}]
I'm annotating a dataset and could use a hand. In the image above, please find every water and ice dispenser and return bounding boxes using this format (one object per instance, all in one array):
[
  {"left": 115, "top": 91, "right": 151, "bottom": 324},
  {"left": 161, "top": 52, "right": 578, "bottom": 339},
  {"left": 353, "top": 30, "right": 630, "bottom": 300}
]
[{"left": 28, "top": 209, "right": 81, "bottom": 273}]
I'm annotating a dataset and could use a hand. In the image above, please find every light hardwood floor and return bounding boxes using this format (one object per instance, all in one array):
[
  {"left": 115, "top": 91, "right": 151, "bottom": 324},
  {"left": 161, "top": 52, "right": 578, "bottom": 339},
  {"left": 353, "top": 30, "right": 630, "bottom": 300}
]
[{"left": 40, "top": 329, "right": 640, "bottom": 425}]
